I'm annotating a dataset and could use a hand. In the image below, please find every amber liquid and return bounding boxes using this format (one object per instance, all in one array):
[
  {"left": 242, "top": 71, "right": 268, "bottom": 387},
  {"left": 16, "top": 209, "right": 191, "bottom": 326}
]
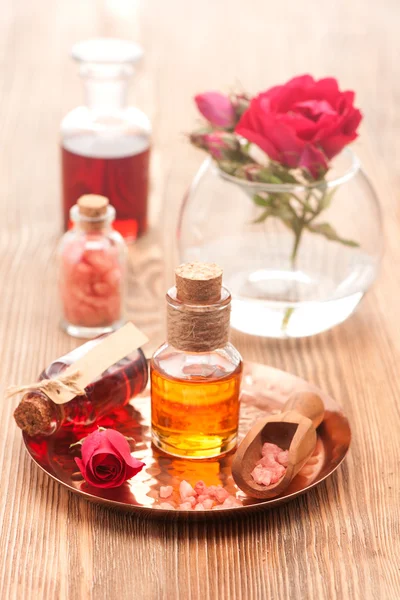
[
  {"left": 151, "top": 361, "right": 242, "bottom": 459},
  {"left": 61, "top": 136, "right": 150, "bottom": 240}
]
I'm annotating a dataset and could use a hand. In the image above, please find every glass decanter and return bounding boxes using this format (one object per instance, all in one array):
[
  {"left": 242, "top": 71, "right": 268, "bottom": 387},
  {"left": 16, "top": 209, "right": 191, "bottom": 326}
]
[{"left": 61, "top": 38, "right": 151, "bottom": 241}]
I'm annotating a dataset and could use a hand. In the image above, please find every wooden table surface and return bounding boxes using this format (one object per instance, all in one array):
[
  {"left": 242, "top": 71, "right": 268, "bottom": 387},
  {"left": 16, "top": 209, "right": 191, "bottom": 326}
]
[{"left": 1, "top": 1, "right": 399, "bottom": 598}]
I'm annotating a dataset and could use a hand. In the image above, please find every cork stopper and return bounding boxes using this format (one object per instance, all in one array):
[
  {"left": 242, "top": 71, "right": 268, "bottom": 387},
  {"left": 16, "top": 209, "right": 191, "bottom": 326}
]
[
  {"left": 77, "top": 194, "right": 109, "bottom": 219},
  {"left": 167, "top": 262, "right": 231, "bottom": 352},
  {"left": 13, "top": 393, "right": 54, "bottom": 437},
  {"left": 175, "top": 262, "right": 223, "bottom": 305}
]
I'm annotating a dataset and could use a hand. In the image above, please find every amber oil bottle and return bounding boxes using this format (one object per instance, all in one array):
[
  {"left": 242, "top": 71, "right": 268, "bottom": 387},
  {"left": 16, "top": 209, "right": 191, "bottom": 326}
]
[{"left": 150, "top": 263, "right": 243, "bottom": 459}]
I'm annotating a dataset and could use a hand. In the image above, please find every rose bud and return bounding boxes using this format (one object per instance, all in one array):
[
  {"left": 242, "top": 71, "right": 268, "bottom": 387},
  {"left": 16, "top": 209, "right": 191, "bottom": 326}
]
[
  {"left": 190, "top": 131, "right": 240, "bottom": 161},
  {"left": 195, "top": 92, "right": 235, "bottom": 128},
  {"left": 205, "top": 131, "right": 241, "bottom": 160},
  {"left": 75, "top": 428, "right": 144, "bottom": 489}
]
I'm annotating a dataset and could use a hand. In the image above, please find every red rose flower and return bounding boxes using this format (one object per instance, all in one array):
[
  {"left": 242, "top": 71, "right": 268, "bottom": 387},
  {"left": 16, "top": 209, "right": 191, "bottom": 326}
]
[
  {"left": 75, "top": 428, "right": 144, "bottom": 489},
  {"left": 235, "top": 75, "right": 362, "bottom": 178}
]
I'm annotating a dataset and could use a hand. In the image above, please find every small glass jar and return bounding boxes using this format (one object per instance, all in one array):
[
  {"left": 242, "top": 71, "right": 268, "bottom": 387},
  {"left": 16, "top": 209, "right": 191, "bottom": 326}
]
[
  {"left": 58, "top": 194, "right": 127, "bottom": 338},
  {"left": 61, "top": 38, "right": 151, "bottom": 241},
  {"left": 151, "top": 264, "right": 243, "bottom": 459}
]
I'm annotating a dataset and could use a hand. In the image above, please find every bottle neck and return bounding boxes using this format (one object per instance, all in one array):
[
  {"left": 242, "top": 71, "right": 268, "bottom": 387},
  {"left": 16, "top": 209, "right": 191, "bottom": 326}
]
[{"left": 80, "top": 64, "right": 133, "bottom": 113}]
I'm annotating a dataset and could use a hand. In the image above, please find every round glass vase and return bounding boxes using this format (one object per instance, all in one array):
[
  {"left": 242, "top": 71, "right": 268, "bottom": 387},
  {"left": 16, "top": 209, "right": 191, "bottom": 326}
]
[{"left": 178, "top": 150, "right": 383, "bottom": 338}]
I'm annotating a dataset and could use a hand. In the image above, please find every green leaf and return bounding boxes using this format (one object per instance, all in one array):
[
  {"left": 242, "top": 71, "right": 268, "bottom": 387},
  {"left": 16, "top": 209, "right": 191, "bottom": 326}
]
[
  {"left": 308, "top": 223, "right": 359, "bottom": 247},
  {"left": 256, "top": 171, "right": 283, "bottom": 184},
  {"left": 270, "top": 162, "right": 299, "bottom": 184},
  {"left": 317, "top": 187, "right": 336, "bottom": 213},
  {"left": 252, "top": 208, "right": 273, "bottom": 224},
  {"left": 252, "top": 193, "right": 270, "bottom": 207}
]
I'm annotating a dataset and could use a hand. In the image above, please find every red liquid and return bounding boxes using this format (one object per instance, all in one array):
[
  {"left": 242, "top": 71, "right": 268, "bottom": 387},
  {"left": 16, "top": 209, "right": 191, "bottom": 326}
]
[
  {"left": 61, "top": 140, "right": 150, "bottom": 240},
  {"left": 16, "top": 337, "right": 149, "bottom": 437}
]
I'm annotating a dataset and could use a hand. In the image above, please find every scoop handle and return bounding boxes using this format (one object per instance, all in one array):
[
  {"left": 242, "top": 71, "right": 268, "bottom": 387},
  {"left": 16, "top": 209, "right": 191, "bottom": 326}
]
[{"left": 283, "top": 391, "right": 325, "bottom": 428}]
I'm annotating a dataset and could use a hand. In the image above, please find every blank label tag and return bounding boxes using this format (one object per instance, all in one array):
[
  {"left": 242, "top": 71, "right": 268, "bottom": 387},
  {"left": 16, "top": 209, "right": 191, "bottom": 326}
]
[{"left": 46, "top": 322, "right": 148, "bottom": 404}]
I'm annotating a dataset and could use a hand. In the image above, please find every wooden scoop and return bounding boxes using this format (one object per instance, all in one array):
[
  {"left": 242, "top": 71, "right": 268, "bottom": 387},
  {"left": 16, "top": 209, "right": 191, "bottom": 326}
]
[{"left": 232, "top": 391, "right": 325, "bottom": 499}]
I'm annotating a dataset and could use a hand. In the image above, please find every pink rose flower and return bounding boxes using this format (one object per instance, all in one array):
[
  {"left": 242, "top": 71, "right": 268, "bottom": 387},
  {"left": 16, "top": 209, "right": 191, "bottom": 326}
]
[
  {"left": 195, "top": 91, "right": 235, "bottom": 128},
  {"left": 75, "top": 428, "right": 144, "bottom": 488},
  {"left": 235, "top": 75, "right": 362, "bottom": 178}
]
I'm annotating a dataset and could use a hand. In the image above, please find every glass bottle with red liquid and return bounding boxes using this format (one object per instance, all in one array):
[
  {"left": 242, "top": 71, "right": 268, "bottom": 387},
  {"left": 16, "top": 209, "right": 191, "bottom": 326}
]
[
  {"left": 61, "top": 38, "right": 151, "bottom": 241},
  {"left": 13, "top": 335, "right": 148, "bottom": 438}
]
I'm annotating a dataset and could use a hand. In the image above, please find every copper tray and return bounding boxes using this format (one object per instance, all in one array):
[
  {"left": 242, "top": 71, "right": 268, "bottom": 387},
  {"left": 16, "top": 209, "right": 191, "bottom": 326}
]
[{"left": 23, "top": 362, "right": 351, "bottom": 519}]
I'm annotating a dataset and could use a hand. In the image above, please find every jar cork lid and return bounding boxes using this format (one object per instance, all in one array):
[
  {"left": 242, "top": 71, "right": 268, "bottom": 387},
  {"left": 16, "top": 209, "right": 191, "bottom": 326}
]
[
  {"left": 167, "top": 262, "right": 231, "bottom": 352},
  {"left": 175, "top": 262, "right": 223, "bottom": 305},
  {"left": 77, "top": 194, "right": 109, "bottom": 219}
]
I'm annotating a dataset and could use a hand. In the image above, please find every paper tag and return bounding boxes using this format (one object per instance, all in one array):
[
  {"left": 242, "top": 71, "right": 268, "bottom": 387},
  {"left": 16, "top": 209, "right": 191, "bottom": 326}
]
[{"left": 46, "top": 322, "right": 148, "bottom": 405}]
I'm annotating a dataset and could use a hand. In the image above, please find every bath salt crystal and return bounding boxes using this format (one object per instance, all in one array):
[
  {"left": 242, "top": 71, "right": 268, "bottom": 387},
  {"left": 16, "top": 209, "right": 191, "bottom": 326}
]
[
  {"left": 197, "top": 494, "right": 209, "bottom": 504},
  {"left": 214, "top": 487, "right": 230, "bottom": 503},
  {"left": 194, "top": 480, "right": 208, "bottom": 495},
  {"left": 277, "top": 450, "right": 289, "bottom": 467},
  {"left": 160, "top": 485, "right": 173, "bottom": 499},
  {"left": 221, "top": 496, "right": 242, "bottom": 508},
  {"left": 187, "top": 495, "right": 197, "bottom": 508},
  {"left": 155, "top": 479, "right": 242, "bottom": 510},
  {"left": 261, "top": 443, "right": 281, "bottom": 458},
  {"left": 178, "top": 502, "right": 194, "bottom": 511},
  {"left": 158, "top": 502, "right": 175, "bottom": 510},
  {"left": 251, "top": 442, "right": 288, "bottom": 487},
  {"left": 179, "top": 480, "right": 196, "bottom": 501}
]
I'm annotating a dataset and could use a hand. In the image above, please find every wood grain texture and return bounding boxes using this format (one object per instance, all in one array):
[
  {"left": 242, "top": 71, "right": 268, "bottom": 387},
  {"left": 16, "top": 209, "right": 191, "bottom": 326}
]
[{"left": 0, "top": 0, "right": 399, "bottom": 599}]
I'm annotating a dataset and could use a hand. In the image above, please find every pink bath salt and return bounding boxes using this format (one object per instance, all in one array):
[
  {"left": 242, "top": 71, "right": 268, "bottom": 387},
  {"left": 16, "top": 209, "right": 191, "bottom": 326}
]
[
  {"left": 251, "top": 442, "right": 288, "bottom": 487},
  {"left": 258, "top": 454, "right": 278, "bottom": 468},
  {"left": 277, "top": 450, "right": 289, "bottom": 467},
  {"left": 261, "top": 443, "right": 281, "bottom": 458},
  {"left": 251, "top": 464, "right": 272, "bottom": 486},
  {"left": 213, "top": 487, "right": 230, "bottom": 503},
  {"left": 179, "top": 480, "right": 196, "bottom": 501},
  {"left": 206, "top": 485, "right": 219, "bottom": 499},
  {"left": 178, "top": 502, "right": 194, "bottom": 511},
  {"left": 187, "top": 496, "right": 197, "bottom": 508},
  {"left": 194, "top": 480, "right": 208, "bottom": 495},
  {"left": 60, "top": 241, "right": 123, "bottom": 328},
  {"left": 221, "top": 496, "right": 242, "bottom": 508},
  {"left": 103, "top": 268, "right": 122, "bottom": 287},
  {"left": 269, "top": 463, "right": 286, "bottom": 484},
  {"left": 194, "top": 503, "right": 205, "bottom": 511},
  {"left": 203, "top": 499, "right": 214, "bottom": 510},
  {"left": 92, "top": 281, "right": 115, "bottom": 297},
  {"left": 74, "top": 261, "right": 94, "bottom": 281},
  {"left": 158, "top": 502, "right": 175, "bottom": 510},
  {"left": 196, "top": 494, "right": 209, "bottom": 504},
  {"left": 160, "top": 485, "right": 173, "bottom": 499},
  {"left": 82, "top": 248, "right": 116, "bottom": 274}
]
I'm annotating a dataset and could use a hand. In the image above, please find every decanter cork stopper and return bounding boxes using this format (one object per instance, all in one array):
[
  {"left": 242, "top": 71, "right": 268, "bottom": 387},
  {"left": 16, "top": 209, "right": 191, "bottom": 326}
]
[
  {"left": 175, "top": 262, "right": 223, "bottom": 305},
  {"left": 78, "top": 194, "right": 109, "bottom": 219}
]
